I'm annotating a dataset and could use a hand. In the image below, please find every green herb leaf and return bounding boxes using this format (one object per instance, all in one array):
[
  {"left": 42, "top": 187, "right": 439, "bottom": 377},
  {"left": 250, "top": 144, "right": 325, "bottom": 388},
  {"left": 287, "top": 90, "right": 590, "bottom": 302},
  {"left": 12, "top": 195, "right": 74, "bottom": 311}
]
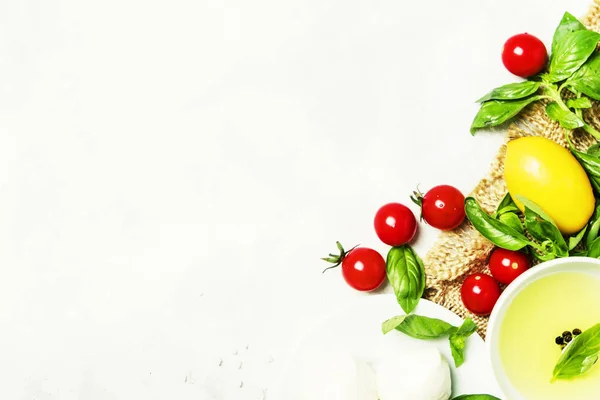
[
  {"left": 586, "top": 202, "right": 600, "bottom": 248},
  {"left": 546, "top": 102, "right": 584, "bottom": 129},
  {"left": 476, "top": 81, "right": 541, "bottom": 103},
  {"left": 465, "top": 197, "right": 532, "bottom": 250},
  {"left": 552, "top": 12, "right": 587, "bottom": 56},
  {"left": 548, "top": 30, "right": 600, "bottom": 82},
  {"left": 392, "top": 314, "right": 456, "bottom": 340},
  {"left": 587, "top": 237, "right": 600, "bottom": 258},
  {"left": 381, "top": 315, "right": 407, "bottom": 335},
  {"left": 386, "top": 245, "right": 426, "bottom": 314},
  {"left": 448, "top": 318, "right": 478, "bottom": 367},
  {"left": 588, "top": 143, "right": 600, "bottom": 157},
  {"left": 567, "top": 52, "right": 600, "bottom": 100},
  {"left": 569, "top": 224, "right": 587, "bottom": 251},
  {"left": 571, "top": 149, "right": 600, "bottom": 194},
  {"left": 567, "top": 97, "right": 592, "bottom": 109},
  {"left": 498, "top": 212, "right": 524, "bottom": 234},
  {"left": 552, "top": 322, "right": 600, "bottom": 381},
  {"left": 494, "top": 192, "right": 520, "bottom": 217},
  {"left": 471, "top": 97, "right": 540, "bottom": 134},
  {"left": 451, "top": 395, "right": 501, "bottom": 400},
  {"left": 519, "top": 196, "right": 569, "bottom": 257}
]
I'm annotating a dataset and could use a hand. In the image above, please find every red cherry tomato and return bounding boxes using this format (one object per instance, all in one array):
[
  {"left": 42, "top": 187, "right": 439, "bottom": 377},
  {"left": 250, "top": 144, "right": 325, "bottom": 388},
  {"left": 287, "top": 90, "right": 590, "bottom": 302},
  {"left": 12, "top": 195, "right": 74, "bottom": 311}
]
[
  {"left": 322, "top": 242, "right": 386, "bottom": 292},
  {"left": 460, "top": 273, "right": 501, "bottom": 316},
  {"left": 411, "top": 185, "right": 465, "bottom": 230},
  {"left": 502, "top": 33, "right": 547, "bottom": 78},
  {"left": 489, "top": 248, "right": 531, "bottom": 285},
  {"left": 374, "top": 203, "right": 417, "bottom": 246}
]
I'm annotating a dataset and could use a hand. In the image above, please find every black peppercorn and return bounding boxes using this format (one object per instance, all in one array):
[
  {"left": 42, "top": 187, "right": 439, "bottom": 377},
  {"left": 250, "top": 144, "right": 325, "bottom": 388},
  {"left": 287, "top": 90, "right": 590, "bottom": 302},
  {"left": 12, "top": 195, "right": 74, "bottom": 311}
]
[
  {"left": 555, "top": 336, "right": 564, "bottom": 345},
  {"left": 573, "top": 328, "right": 582, "bottom": 335},
  {"left": 562, "top": 330, "right": 571, "bottom": 337},
  {"left": 564, "top": 333, "right": 573, "bottom": 343}
]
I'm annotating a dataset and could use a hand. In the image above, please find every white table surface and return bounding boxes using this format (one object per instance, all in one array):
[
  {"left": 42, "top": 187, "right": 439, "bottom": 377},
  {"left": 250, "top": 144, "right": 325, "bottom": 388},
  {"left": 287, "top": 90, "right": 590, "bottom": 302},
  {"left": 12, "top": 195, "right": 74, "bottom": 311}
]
[{"left": 0, "top": 0, "right": 592, "bottom": 398}]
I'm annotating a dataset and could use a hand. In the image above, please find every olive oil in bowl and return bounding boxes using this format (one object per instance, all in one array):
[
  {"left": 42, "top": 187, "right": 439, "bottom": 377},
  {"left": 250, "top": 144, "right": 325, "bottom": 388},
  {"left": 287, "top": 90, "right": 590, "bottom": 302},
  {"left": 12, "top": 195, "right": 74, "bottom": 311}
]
[{"left": 496, "top": 270, "right": 600, "bottom": 399}]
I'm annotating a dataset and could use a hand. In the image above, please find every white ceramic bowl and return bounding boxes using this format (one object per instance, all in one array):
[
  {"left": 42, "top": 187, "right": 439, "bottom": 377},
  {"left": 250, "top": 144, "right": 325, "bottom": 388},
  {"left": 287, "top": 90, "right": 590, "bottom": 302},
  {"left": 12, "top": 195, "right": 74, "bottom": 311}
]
[{"left": 486, "top": 256, "right": 600, "bottom": 399}]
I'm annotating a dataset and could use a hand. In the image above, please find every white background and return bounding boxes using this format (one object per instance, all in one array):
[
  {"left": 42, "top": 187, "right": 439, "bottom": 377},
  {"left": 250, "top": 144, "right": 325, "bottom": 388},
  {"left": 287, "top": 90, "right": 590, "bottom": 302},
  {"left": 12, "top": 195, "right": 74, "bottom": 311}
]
[{"left": 0, "top": 0, "right": 592, "bottom": 398}]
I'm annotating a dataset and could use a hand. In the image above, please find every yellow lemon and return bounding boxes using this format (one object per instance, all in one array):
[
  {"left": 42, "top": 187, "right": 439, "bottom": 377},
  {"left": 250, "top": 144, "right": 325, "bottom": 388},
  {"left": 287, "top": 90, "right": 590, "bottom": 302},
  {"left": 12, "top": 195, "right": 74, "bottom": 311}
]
[{"left": 504, "top": 136, "right": 594, "bottom": 235}]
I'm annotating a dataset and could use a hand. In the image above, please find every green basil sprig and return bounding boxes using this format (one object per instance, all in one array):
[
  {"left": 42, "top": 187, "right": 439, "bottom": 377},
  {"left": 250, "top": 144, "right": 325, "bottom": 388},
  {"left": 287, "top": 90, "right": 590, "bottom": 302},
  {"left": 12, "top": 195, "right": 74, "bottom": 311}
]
[
  {"left": 471, "top": 12, "right": 600, "bottom": 141},
  {"left": 382, "top": 314, "right": 478, "bottom": 367},
  {"left": 451, "top": 395, "right": 501, "bottom": 400},
  {"left": 449, "top": 318, "right": 478, "bottom": 367},
  {"left": 552, "top": 322, "right": 600, "bottom": 381},
  {"left": 386, "top": 245, "right": 426, "bottom": 314},
  {"left": 464, "top": 197, "right": 530, "bottom": 251}
]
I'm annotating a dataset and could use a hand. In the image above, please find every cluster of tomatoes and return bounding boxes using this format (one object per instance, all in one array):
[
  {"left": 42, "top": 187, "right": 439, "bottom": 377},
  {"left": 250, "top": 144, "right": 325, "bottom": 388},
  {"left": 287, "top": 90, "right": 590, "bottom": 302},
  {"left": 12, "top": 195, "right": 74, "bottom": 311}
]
[
  {"left": 324, "top": 32, "right": 545, "bottom": 314},
  {"left": 323, "top": 184, "right": 533, "bottom": 317},
  {"left": 322, "top": 185, "right": 466, "bottom": 290},
  {"left": 461, "top": 248, "right": 531, "bottom": 316}
]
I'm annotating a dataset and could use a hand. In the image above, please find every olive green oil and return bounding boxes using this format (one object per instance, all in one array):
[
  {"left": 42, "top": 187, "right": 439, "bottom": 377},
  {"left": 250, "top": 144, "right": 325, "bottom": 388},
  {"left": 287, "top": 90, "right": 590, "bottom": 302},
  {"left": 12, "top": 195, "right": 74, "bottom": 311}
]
[{"left": 499, "top": 272, "right": 600, "bottom": 399}]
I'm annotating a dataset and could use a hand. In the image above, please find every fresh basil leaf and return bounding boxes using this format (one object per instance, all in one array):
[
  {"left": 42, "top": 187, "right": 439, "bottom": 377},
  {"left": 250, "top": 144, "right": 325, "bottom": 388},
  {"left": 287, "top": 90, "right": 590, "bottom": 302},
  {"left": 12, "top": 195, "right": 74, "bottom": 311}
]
[
  {"left": 587, "top": 237, "right": 600, "bottom": 258},
  {"left": 494, "top": 192, "right": 520, "bottom": 217},
  {"left": 588, "top": 143, "right": 600, "bottom": 157},
  {"left": 465, "top": 197, "right": 532, "bottom": 250},
  {"left": 552, "top": 12, "right": 587, "bottom": 56},
  {"left": 393, "top": 314, "right": 456, "bottom": 340},
  {"left": 451, "top": 395, "right": 501, "bottom": 400},
  {"left": 548, "top": 30, "right": 600, "bottom": 82},
  {"left": 569, "top": 225, "right": 587, "bottom": 251},
  {"left": 586, "top": 202, "right": 600, "bottom": 248},
  {"left": 521, "top": 202, "right": 568, "bottom": 257},
  {"left": 381, "top": 315, "right": 407, "bottom": 335},
  {"left": 567, "top": 97, "right": 592, "bottom": 109},
  {"left": 498, "top": 212, "right": 524, "bottom": 234},
  {"left": 571, "top": 149, "right": 600, "bottom": 194},
  {"left": 531, "top": 247, "right": 558, "bottom": 262},
  {"left": 386, "top": 245, "right": 426, "bottom": 314},
  {"left": 471, "top": 97, "right": 540, "bottom": 134},
  {"left": 568, "top": 52, "right": 600, "bottom": 100},
  {"left": 476, "top": 81, "right": 541, "bottom": 103},
  {"left": 516, "top": 195, "right": 559, "bottom": 227},
  {"left": 552, "top": 322, "right": 600, "bottom": 381},
  {"left": 449, "top": 318, "right": 478, "bottom": 367},
  {"left": 546, "top": 102, "right": 584, "bottom": 129}
]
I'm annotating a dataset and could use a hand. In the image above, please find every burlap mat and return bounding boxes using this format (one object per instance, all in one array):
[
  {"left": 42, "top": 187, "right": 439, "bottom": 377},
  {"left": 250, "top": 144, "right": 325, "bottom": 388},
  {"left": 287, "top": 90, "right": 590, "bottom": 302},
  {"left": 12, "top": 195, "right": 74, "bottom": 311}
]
[{"left": 423, "top": 0, "right": 600, "bottom": 338}]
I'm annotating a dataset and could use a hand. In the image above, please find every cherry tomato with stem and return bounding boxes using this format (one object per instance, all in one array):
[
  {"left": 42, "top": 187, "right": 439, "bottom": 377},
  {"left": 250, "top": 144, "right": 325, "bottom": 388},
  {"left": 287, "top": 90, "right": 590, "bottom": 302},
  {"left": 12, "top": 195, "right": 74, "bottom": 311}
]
[
  {"left": 460, "top": 273, "right": 501, "bottom": 316},
  {"left": 322, "top": 242, "right": 386, "bottom": 292},
  {"left": 411, "top": 185, "right": 466, "bottom": 230},
  {"left": 489, "top": 248, "right": 531, "bottom": 285},
  {"left": 374, "top": 203, "right": 417, "bottom": 246},
  {"left": 502, "top": 33, "right": 547, "bottom": 78}
]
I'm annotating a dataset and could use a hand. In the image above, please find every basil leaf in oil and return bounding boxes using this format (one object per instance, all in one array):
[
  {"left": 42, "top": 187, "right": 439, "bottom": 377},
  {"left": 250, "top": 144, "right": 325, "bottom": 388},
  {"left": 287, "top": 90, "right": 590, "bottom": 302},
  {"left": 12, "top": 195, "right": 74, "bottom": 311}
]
[
  {"left": 451, "top": 395, "right": 501, "bottom": 400},
  {"left": 465, "top": 197, "right": 531, "bottom": 250},
  {"left": 386, "top": 245, "right": 426, "bottom": 314},
  {"left": 547, "top": 30, "right": 600, "bottom": 82},
  {"left": 476, "top": 81, "right": 541, "bottom": 103},
  {"left": 552, "top": 322, "right": 600, "bottom": 381}
]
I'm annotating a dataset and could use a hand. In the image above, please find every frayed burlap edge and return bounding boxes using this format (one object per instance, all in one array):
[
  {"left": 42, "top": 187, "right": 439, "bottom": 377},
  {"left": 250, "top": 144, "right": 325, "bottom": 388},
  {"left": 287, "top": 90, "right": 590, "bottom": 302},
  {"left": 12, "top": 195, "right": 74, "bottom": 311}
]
[{"left": 424, "top": 0, "right": 600, "bottom": 338}]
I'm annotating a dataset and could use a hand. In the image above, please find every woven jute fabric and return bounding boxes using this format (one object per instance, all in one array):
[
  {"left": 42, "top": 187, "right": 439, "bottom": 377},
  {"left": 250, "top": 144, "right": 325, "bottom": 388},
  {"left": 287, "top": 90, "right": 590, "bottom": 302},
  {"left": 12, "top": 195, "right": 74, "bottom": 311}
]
[{"left": 424, "top": 0, "right": 600, "bottom": 338}]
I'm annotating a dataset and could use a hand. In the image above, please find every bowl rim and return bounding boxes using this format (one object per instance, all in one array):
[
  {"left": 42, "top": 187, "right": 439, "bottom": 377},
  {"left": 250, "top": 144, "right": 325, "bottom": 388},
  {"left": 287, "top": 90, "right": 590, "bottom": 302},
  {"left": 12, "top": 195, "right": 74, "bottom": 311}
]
[{"left": 486, "top": 256, "right": 600, "bottom": 399}]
